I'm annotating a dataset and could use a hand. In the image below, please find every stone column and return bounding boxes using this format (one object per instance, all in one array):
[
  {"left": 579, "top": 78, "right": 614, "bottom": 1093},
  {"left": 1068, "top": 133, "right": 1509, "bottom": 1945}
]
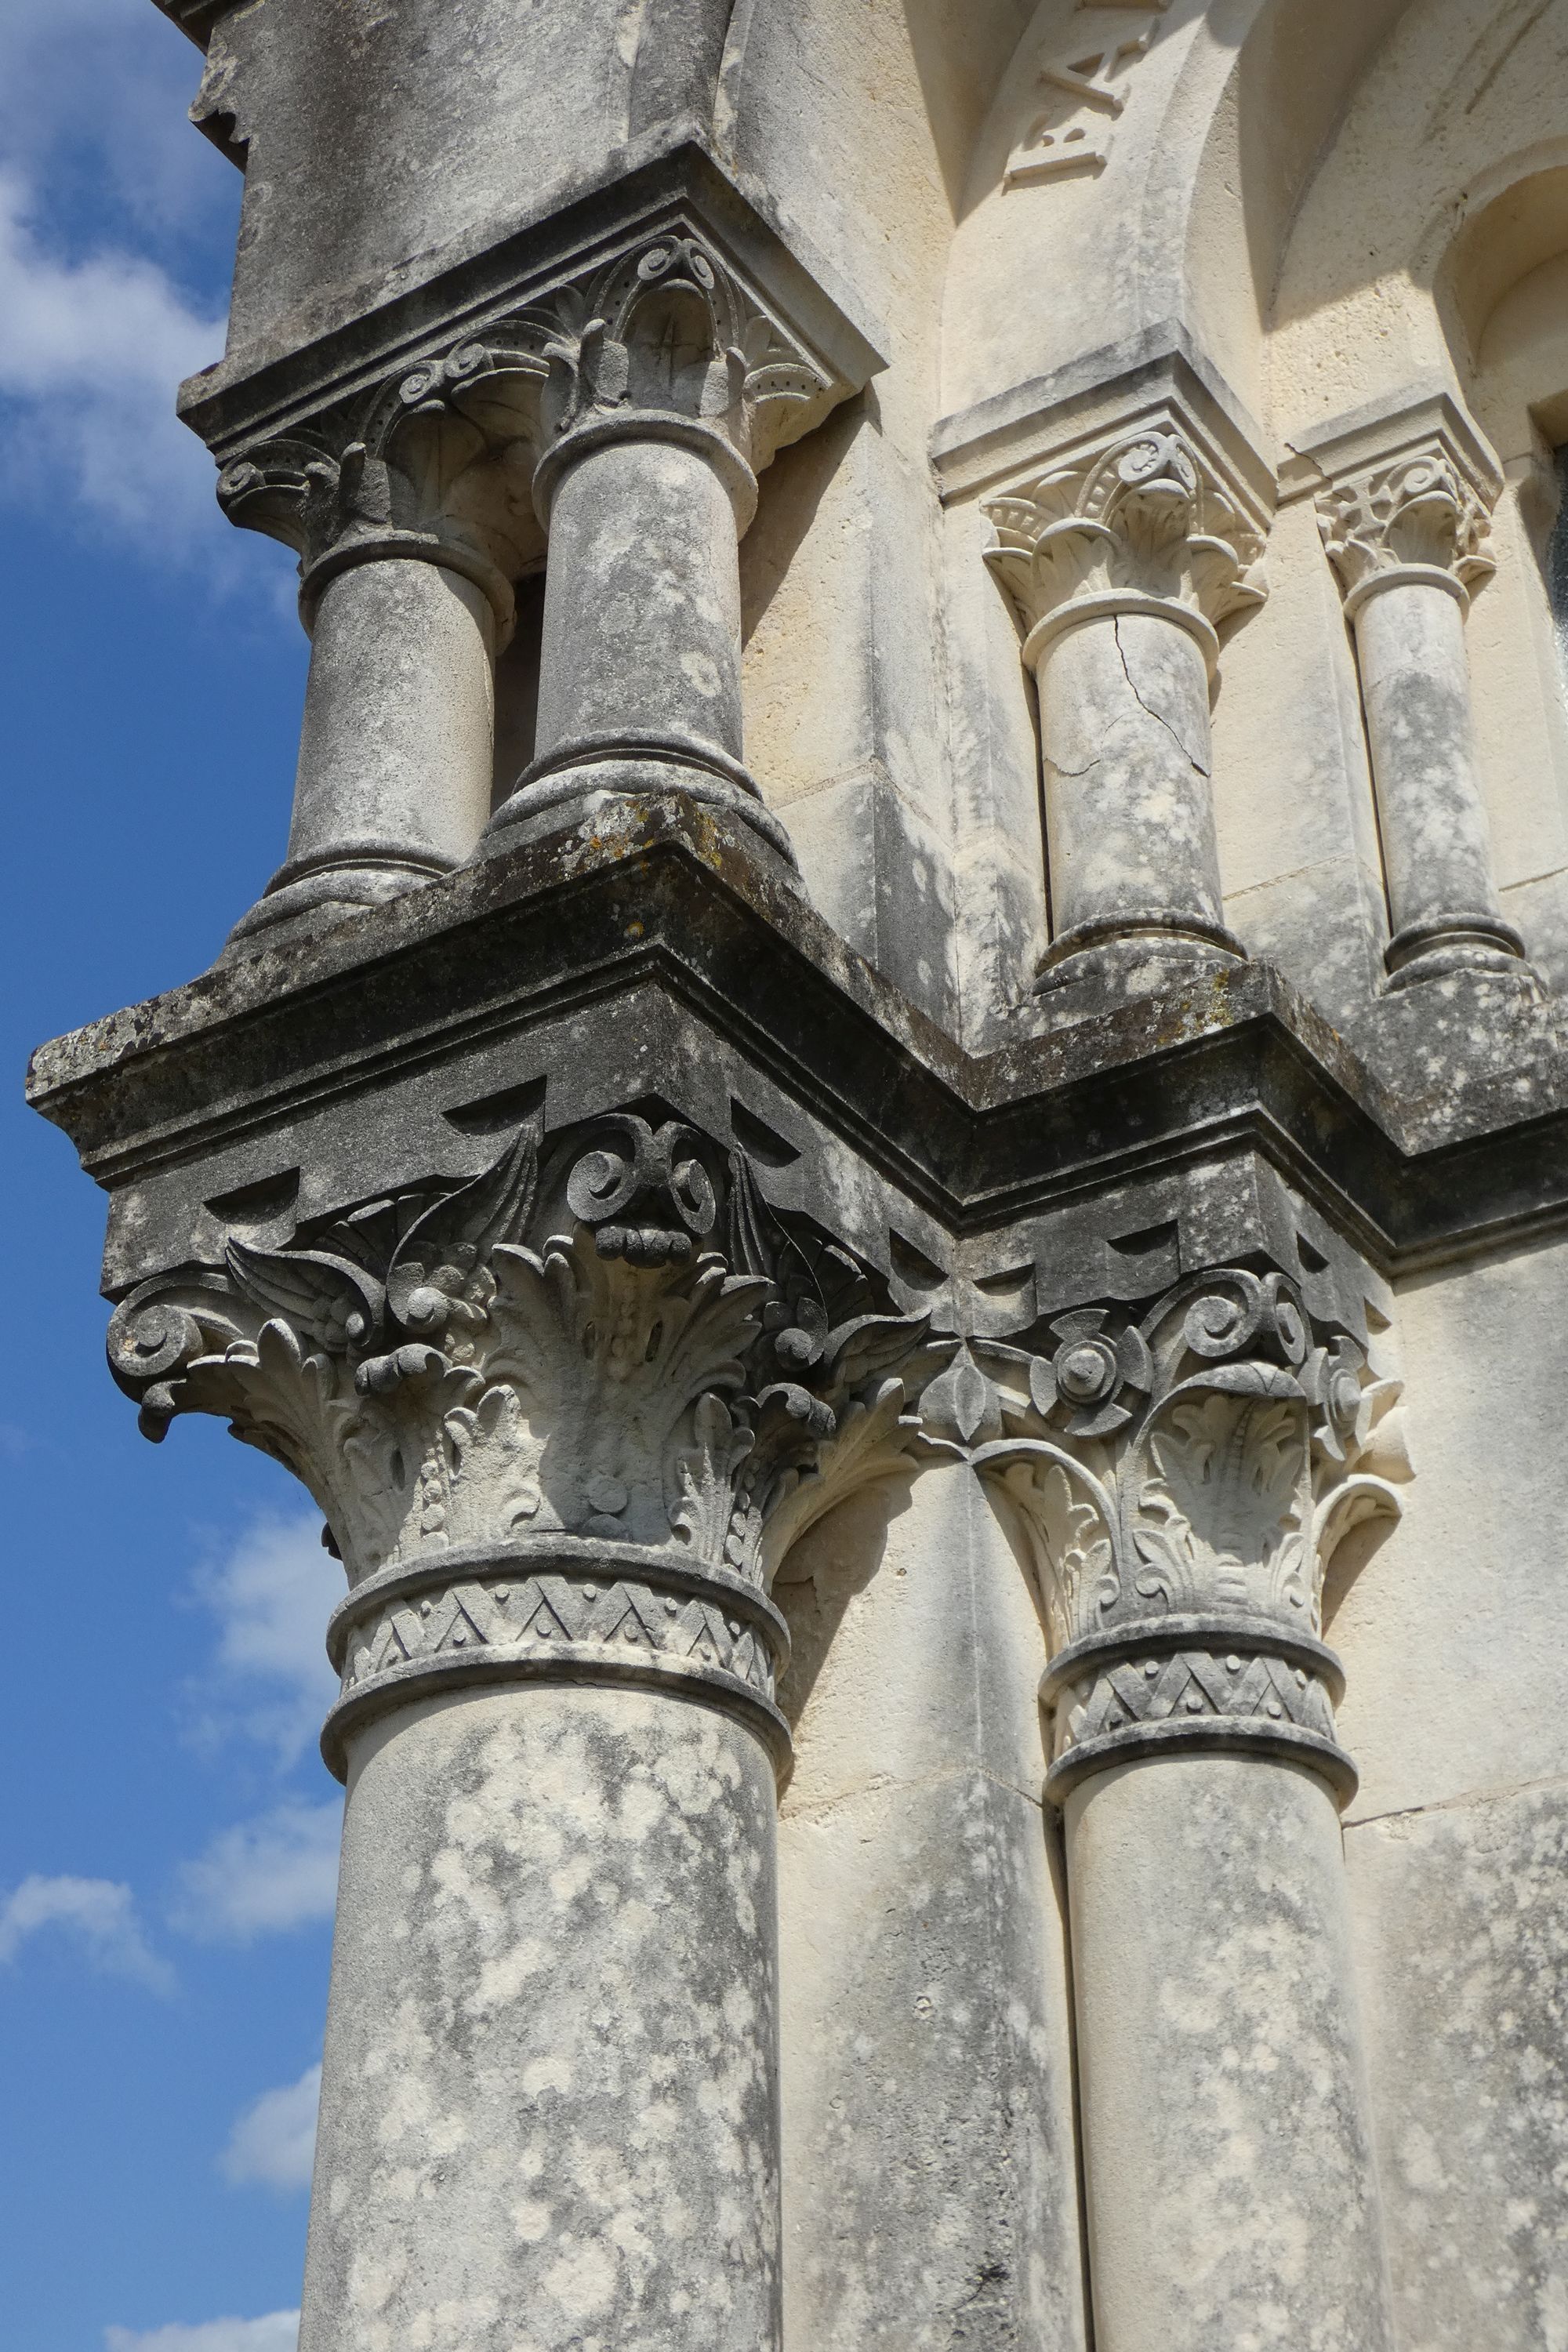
[
  {"left": 971, "top": 1268, "right": 1404, "bottom": 2352},
  {"left": 985, "top": 405, "right": 1268, "bottom": 1009},
  {"left": 105, "top": 1118, "right": 946, "bottom": 2352},
  {"left": 216, "top": 347, "right": 536, "bottom": 949},
  {"left": 1316, "top": 398, "right": 1527, "bottom": 988},
  {"left": 485, "top": 234, "right": 817, "bottom": 869}
]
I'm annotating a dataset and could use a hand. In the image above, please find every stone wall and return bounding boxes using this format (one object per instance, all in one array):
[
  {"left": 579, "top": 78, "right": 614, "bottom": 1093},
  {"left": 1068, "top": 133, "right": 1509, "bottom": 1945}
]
[{"left": 32, "top": 2, "right": 1568, "bottom": 2342}]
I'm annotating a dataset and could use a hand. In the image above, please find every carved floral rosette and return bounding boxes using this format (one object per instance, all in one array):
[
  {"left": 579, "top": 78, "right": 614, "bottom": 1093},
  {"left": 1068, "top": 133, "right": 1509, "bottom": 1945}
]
[
  {"left": 927, "top": 1266, "right": 1408, "bottom": 1803},
  {"left": 107, "top": 1116, "right": 953, "bottom": 1779}
]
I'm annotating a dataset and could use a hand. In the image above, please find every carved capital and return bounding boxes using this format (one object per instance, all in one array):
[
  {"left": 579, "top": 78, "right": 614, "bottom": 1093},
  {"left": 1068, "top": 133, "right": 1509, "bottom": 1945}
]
[
  {"left": 984, "top": 423, "right": 1267, "bottom": 671},
  {"left": 1317, "top": 445, "right": 1497, "bottom": 617},
  {"left": 217, "top": 229, "right": 836, "bottom": 597},
  {"left": 1301, "top": 393, "right": 1502, "bottom": 619},
  {"left": 528, "top": 230, "right": 833, "bottom": 520},
  {"left": 932, "top": 1266, "right": 1409, "bottom": 1802},
  {"left": 107, "top": 1118, "right": 953, "bottom": 1772},
  {"left": 216, "top": 332, "right": 550, "bottom": 630}
]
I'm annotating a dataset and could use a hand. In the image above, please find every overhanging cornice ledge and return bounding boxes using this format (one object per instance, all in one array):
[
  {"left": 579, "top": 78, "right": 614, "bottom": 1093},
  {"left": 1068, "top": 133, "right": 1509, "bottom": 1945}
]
[
  {"left": 27, "top": 799, "right": 1568, "bottom": 1287},
  {"left": 176, "top": 142, "right": 886, "bottom": 463}
]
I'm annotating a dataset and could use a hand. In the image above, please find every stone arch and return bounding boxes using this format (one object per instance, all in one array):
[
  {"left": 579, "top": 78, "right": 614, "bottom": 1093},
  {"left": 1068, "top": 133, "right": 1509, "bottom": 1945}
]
[{"left": 939, "top": 0, "right": 1411, "bottom": 426}]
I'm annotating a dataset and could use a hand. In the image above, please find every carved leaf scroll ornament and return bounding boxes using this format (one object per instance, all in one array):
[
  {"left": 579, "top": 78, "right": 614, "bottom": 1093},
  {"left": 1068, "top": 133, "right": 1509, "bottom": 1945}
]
[
  {"left": 984, "top": 427, "right": 1267, "bottom": 663},
  {"left": 1317, "top": 446, "right": 1497, "bottom": 609},
  {"left": 107, "top": 1119, "right": 953, "bottom": 1599},
  {"left": 953, "top": 1262, "right": 1405, "bottom": 1795}
]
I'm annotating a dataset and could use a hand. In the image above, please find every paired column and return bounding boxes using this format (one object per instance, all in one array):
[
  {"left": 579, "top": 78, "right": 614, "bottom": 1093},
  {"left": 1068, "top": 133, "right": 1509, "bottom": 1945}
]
[
  {"left": 106, "top": 1117, "right": 946, "bottom": 2352},
  {"left": 1315, "top": 398, "right": 1527, "bottom": 988},
  {"left": 973, "top": 1268, "right": 1403, "bottom": 2352},
  {"left": 985, "top": 395, "right": 1269, "bottom": 1009},
  {"left": 216, "top": 230, "right": 863, "bottom": 946}
]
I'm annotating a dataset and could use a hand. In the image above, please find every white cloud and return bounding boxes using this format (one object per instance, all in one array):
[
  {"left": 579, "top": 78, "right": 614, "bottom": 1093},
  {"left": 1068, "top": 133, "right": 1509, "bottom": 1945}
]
[
  {"left": 0, "top": 171, "right": 226, "bottom": 546},
  {"left": 221, "top": 2063, "right": 321, "bottom": 2194},
  {"left": 0, "top": 0, "right": 225, "bottom": 238},
  {"left": 191, "top": 1513, "right": 343, "bottom": 1766},
  {"left": 105, "top": 2315, "right": 299, "bottom": 2352},
  {"left": 170, "top": 1802, "right": 342, "bottom": 1944},
  {"left": 0, "top": 1875, "right": 172, "bottom": 1994}
]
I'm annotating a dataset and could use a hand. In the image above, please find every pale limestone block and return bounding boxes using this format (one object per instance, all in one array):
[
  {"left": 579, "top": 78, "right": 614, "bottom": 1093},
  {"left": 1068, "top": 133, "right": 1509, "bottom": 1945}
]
[
  {"left": 1346, "top": 1778, "right": 1568, "bottom": 2352},
  {"left": 1211, "top": 492, "right": 1388, "bottom": 1022},
  {"left": 304, "top": 1686, "right": 781, "bottom": 2352},
  {"left": 780, "top": 1771, "right": 1080, "bottom": 2352},
  {"left": 1468, "top": 469, "right": 1568, "bottom": 900},
  {"left": 1066, "top": 1753, "right": 1396, "bottom": 2352},
  {"left": 1334, "top": 1236, "right": 1568, "bottom": 1823},
  {"left": 774, "top": 1470, "right": 1085, "bottom": 2351}
]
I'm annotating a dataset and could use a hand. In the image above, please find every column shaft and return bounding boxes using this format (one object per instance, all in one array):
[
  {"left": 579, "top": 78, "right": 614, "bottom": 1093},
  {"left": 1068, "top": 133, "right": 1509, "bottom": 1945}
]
[
  {"left": 536, "top": 435, "right": 746, "bottom": 779},
  {"left": 488, "top": 423, "right": 790, "bottom": 861},
  {"left": 230, "top": 555, "right": 499, "bottom": 946},
  {"left": 1036, "top": 610, "right": 1229, "bottom": 967},
  {"left": 1065, "top": 1753, "right": 1395, "bottom": 2352},
  {"left": 303, "top": 1679, "right": 781, "bottom": 2352},
  {"left": 1351, "top": 577, "right": 1521, "bottom": 979}
]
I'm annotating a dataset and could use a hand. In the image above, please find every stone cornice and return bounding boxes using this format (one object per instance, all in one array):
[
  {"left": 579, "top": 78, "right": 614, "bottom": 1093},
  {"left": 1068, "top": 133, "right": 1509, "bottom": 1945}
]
[
  {"left": 931, "top": 328, "right": 1276, "bottom": 524},
  {"left": 1279, "top": 384, "right": 1502, "bottom": 512},
  {"left": 177, "top": 143, "right": 884, "bottom": 470},
  {"left": 150, "top": 0, "right": 229, "bottom": 49},
  {"left": 27, "top": 798, "right": 1568, "bottom": 1292}
]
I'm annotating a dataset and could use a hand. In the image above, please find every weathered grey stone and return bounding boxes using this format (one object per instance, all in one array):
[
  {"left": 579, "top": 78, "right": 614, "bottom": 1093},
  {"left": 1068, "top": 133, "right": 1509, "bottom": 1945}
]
[
  {"left": 1345, "top": 1778, "right": 1568, "bottom": 2352},
  {"left": 774, "top": 1468, "right": 1085, "bottom": 2352},
  {"left": 307, "top": 1683, "right": 781, "bottom": 2352},
  {"left": 1067, "top": 1755, "right": 1396, "bottom": 2352},
  {"left": 229, "top": 556, "right": 500, "bottom": 946},
  {"left": 978, "top": 352, "right": 1269, "bottom": 1012},
  {"left": 31, "top": 12, "right": 1568, "bottom": 2348}
]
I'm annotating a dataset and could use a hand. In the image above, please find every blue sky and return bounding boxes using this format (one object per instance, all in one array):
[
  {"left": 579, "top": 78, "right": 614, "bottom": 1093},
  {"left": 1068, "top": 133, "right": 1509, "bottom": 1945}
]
[{"left": 2, "top": 9, "right": 336, "bottom": 2348}]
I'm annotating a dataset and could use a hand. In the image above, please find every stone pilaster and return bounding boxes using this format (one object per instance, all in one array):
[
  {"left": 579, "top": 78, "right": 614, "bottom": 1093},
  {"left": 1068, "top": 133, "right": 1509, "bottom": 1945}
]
[
  {"left": 107, "top": 1115, "right": 949, "bottom": 2352},
  {"left": 943, "top": 1258, "right": 1406, "bottom": 2352},
  {"left": 983, "top": 364, "right": 1269, "bottom": 1010},
  {"left": 484, "top": 230, "right": 838, "bottom": 867},
  {"left": 1312, "top": 392, "right": 1530, "bottom": 990}
]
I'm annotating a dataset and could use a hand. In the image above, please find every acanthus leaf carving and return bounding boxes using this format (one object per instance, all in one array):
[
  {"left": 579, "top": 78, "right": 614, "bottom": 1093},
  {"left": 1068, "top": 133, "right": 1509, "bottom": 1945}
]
[
  {"left": 1316, "top": 443, "right": 1497, "bottom": 609},
  {"left": 106, "top": 1118, "right": 954, "bottom": 1607},
  {"left": 952, "top": 1261, "right": 1403, "bottom": 1800},
  {"left": 984, "top": 426, "right": 1267, "bottom": 658}
]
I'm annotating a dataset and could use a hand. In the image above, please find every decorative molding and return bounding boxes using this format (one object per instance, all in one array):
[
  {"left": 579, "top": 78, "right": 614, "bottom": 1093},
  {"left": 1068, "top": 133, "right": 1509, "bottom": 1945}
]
[
  {"left": 983, "top": 422, "right": 1267, "bottom": 670},
  {"left": 215, "top": 228, "right": 833, "bottom": 597},
  {"left": 320, "top": 1539, "right": 793, "bottom": 1777},
  {"left": 931, "top": 1265, "right": 1409, "bottom": 1802},
  {"left": 107, "top": 1116, "right": 953, "bottom": 1765},
  {"left": 1004, "top": 1, "right": 1171, "bottom": 191},
  {"left": 1317, "top": 444, "right": 1497, "bottom": 619},
  {"left": 1294, "top": 389, "right": 1503, "bottom": 620}
]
